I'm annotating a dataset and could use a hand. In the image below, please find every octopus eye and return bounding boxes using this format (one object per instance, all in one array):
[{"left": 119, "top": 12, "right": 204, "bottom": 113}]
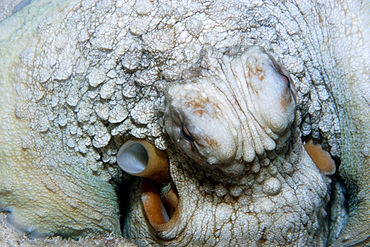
[
  {"left": 181, "top": 122, "right": 194, "bottom": 142},
  {"left": 280, "top": 73, "right": 291, "bottom": 89}
]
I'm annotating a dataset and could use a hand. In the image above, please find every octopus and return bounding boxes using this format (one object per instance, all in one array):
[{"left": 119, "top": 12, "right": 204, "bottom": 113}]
[{"left": 0, "top": 0, "right": 369, "bottom": 246}]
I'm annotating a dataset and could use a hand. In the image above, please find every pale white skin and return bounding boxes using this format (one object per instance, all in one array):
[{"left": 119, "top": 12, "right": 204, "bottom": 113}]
[
  {"left": 0, "top": 0, "right": 369, "bottom": 246},
  {"left": 126, "top": 46, "right": 331, "bottom": 246},
  {"left": 166, "top": 47, "right": 296, "bottom": 175}
]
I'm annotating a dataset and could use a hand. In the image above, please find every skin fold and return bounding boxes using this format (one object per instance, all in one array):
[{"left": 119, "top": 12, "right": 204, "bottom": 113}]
[
  {"left": 0, "top": 0, "right": 369, "bottom": 246},
  {"left": 129, "top": 46, "right": 331, "bottom": 246}
]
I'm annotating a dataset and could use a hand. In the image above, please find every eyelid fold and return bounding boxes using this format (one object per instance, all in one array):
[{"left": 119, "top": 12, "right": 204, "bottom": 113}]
[
  {"left": 180, "top": 122, "right": 194, "bottom": 142},
  {"left": 280, "top": 73, "right": 291, "bottom": 89}
]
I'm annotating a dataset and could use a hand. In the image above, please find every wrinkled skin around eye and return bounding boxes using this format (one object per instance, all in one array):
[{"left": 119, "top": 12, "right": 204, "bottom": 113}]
[
  {"left": 165, "top": 47, "right": 296, "bottom": 174},
  {"left": 165, "top": 84, "right": 240, "bottom": 167},
  {"left": 240, "top": 49, "right": 296, "bottom": 136}
]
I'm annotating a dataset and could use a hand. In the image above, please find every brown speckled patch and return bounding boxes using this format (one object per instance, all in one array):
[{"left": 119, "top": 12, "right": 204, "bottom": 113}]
[
  {"left": 204, "top": 136, "right": 220, "bottom": 147},
  {"left": 280, "top": 90, "right": 293, "bottom": 110},
  {"left": 247, "top": 62, "right": 266, "bottom": 81},
  {"left": 185, "top": 96, "right": 221, "bottom": 116}
]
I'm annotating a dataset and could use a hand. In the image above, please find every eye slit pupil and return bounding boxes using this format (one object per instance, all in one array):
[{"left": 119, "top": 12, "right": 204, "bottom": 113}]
[
  {"left": 280, "top": 73, "right": 291, "bottom": 89},
  {"left": 181, "top": 122, "right": 194, "bottom": 142}
]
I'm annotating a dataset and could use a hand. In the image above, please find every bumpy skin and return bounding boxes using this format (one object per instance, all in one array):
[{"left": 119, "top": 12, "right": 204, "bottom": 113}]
[
  {"left": 0, "top": 0, "right": 369, "bottom": 246},
  {"left": 165, "top": 47, "right": 296, "bottom": 170},
  {"left": 0, "top": 0, "right": 124, "bottom": 239},
  {"left": 0, "top": 212, "right": 136, "bottom": 247},
  {"left": 124, "top": 43, "right": 332, "bottom": 246}
]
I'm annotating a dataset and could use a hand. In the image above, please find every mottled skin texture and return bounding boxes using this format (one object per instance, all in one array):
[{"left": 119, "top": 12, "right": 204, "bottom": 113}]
[
  {"left": 123, "top": 45, "right": 331, "bottom": 246},
  {"left": 141, "top": 46, "right": 330, "bottom": 246},
  {"left": 0, "top": 213, "right": 136, "bottom": 247},
  {"left": 0, "top": 0, "right": 369, "bottom": 246},
  {"left": 165, "top": 47, "right": 297, "bottom": 169},
  {"left": 125, "top": 146, "right": 331, "bottom": 246}
]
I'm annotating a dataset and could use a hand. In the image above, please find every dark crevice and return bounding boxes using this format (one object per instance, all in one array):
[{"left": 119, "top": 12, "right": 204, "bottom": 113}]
[
  {"left": 116, "top": 176, "right": 135, "bottom": 232},
  {"left": 327, "top": 159, "right": 349, "bottom": 246}
]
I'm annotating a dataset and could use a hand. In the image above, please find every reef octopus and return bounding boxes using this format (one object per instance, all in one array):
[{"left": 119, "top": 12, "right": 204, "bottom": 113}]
[{"left": 0, "top": 0, "right": 369, "bottom": 246}]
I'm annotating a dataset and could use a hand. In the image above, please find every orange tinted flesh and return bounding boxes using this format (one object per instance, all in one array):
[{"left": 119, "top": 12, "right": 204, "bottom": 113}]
[
  {"left": 141, "top": 179, "right": 168, "bottom": 226},
  {"left": 161, "top": 182, "right": 179, "bottom": 218},
  {"left": 141, "top": 178, "right": 181, "bottom": 232},
  {"left": 304, "top": 139, "right": 336, "bottom": 175}
]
